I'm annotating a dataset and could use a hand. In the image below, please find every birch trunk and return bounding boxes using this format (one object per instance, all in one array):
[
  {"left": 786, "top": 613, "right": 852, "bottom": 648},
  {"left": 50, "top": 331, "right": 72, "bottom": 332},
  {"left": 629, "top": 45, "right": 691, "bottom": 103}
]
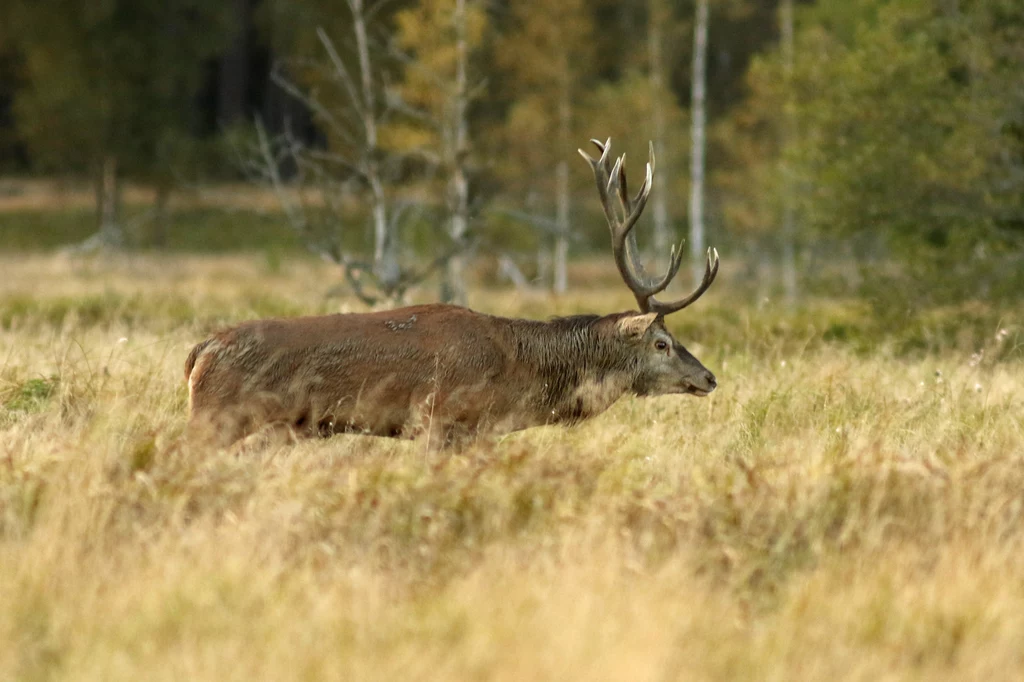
[
  {"left": 151, "top": 181, "right": 170, "bottom": 247},
  {"left": 689, "top": 0, "right": 708, "bottom": 285},
  {"left": 536, "top": 244, "right": 551, "bottom": 286},
  {"left": 350, "top": 0, "right": 396, "bottom": 285},
  {"left": 780, "top": 0, "right": 798, "bottom": 303},
  {"left": 649, "top": 0, "right": 670, "bottom": 259},
  {"left": 444, "top": 0, "right": 471, "bottom": 305},
  {"left": 553, "top": 73, "right": 571, "bottom": 295},
  {"left": 218, "top": 0, "right": 251, "bottom": 126},
  {"left": 98, "top": 154, "right": 122, "bottom": 246}
]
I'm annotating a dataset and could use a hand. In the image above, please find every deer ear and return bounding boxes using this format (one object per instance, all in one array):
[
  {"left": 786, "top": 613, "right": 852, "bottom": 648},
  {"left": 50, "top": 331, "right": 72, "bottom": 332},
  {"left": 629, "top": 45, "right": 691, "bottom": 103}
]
[{"left": 616, "top": 313, "right": 658, "bottom": 339}]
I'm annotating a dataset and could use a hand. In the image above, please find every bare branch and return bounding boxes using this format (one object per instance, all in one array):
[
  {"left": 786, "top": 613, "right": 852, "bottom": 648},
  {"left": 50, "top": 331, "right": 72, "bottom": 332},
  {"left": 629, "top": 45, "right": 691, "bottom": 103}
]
[
  {"left": 339, "top": 258, "right": 381, "bottom": 306},
  {"left": 315, "top": 27, "right": 364, "bottom": 120},
  {"left": 489, "top": 207, "right": 585, "bottom": 243},
  {"left": 270, "top": 61, "right": 359, "bottom": 150},
  {"left": 364, "top": 0, "right": 401, "bottom": 22},
  {"left": 255, "top": 117, "right": 308, "bottom": 238},
  {"left": 243, "top": 0, "right": 484, "bottom": 308},
  {"left": 497, "top": 254, "right": 534, "bottom": 291}
]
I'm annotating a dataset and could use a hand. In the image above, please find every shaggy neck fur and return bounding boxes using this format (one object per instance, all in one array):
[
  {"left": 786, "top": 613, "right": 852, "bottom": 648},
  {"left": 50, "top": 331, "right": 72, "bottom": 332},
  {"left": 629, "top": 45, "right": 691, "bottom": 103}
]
[{"left": 503, "top": 313, "right": 640, "bottom": 422}]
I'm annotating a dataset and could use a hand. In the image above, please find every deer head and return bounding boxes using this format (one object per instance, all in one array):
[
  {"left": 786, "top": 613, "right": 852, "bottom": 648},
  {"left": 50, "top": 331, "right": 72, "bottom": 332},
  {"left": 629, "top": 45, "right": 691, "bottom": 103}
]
[{"left": 579, "top": 138, "right": 719, "bottom": 397}]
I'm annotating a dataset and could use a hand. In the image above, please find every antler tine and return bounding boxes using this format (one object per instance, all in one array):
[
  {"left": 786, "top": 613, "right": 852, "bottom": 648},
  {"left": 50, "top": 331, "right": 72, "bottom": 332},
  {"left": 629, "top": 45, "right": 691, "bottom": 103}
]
[
  {"left": 588, "top": 138, "right": 613, "bottom": 183},
  {"left": 614, "top": 145, "right": 655, "bottom": 242},
  {"left": 579, "top": 139, "right": 646, "bottom": 307},
  {"left": 645, "top": 247, "right": 721, "bottom": 316},
  {"left": 638, "top": 142, "right": 655, "bottom": 205},
  {"left": 581, "top": 137, "right": 709, "bottom": 314},
  {"left": 614, "top": 145, "right": 675, "bottom": 302},
  {"left": 607, "top": 155, "right": 625, "bottom": 218},
  {"left": 578, "top": 137, "right": 614, "bottom": 207},
  {"left": 630, "top": 239, "right": 685, "bottom": 298},
  {"left": 616, "top": 154, "right": 631, "bottom": 215},
  {"left": 615, "top": 143, "right": 657, "bottom": 218}
]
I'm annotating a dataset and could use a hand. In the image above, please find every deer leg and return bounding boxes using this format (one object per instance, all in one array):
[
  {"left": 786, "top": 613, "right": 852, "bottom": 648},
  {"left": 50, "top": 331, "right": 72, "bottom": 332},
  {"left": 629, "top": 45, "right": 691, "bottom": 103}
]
[
  {"left": 422, "top": 419, "right": 478, "bottom": 454},
  {"left": 186, "top": 409, "right": 248, "bottom": 451},
  {"left": 228, "top": 421, "right": 307, "bottom": 457}
]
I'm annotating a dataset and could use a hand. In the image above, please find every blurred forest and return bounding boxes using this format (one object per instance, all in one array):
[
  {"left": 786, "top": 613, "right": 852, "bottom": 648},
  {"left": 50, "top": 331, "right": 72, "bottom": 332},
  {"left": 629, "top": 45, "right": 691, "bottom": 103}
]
[{"left": 0, "top": 0, "right": 1022, "bottom": 307}]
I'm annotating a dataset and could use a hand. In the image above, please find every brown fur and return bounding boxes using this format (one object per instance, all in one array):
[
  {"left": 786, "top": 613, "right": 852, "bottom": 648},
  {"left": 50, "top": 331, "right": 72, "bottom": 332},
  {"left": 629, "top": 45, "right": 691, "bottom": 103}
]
[
  {"left": 184, "top": 338, "right": 213, "bottom": 381},
  {"left": 184, "top": 303, "right": 717, "bottom": 451}
]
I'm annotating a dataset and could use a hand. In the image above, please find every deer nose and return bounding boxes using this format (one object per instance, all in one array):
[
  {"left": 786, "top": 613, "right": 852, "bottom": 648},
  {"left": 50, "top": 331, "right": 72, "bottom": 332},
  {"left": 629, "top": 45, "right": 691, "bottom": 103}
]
[{"left": 704, "top": 372, "right": 717, "bottom": 390}]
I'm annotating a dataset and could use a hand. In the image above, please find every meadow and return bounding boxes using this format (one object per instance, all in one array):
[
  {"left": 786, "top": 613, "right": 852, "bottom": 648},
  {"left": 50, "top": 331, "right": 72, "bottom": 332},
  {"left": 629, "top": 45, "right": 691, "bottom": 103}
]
[{"left": 1, "top": 252, "right": 1023, "bottom": 681}]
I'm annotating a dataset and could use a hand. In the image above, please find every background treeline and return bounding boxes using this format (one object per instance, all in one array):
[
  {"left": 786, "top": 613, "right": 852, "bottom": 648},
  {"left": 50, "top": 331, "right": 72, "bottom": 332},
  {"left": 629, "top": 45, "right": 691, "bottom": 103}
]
[{"left": 0, "top": 0, "right": 1022, "bottom": 306}]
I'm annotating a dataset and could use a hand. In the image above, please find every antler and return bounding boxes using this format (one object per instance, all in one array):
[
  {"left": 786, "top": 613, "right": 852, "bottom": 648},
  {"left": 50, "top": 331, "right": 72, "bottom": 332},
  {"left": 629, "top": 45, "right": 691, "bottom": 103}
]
[{"left": 578, "top": 138, "right": 719, "bottom": 316}]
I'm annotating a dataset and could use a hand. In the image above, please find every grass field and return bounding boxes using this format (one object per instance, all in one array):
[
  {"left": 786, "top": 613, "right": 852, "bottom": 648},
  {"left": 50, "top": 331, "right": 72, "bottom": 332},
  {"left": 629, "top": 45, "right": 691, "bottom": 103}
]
[{"left": 1, "top": 253, "right": 1023, "bottom": 681}]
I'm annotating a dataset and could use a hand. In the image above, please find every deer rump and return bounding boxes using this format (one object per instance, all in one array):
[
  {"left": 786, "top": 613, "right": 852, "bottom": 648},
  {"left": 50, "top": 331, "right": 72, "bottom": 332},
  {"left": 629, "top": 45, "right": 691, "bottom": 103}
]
[{"left": 186, "top": 304, "right": 554, "bottom": 449}]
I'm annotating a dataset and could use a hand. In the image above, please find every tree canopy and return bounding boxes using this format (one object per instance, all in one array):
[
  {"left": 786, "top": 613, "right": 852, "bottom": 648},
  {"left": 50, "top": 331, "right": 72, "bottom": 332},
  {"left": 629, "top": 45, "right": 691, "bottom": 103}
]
[
  {"left": 0, "top": 0, "right": 1021, "bottom": 301},
  {"left": 3, "top": 0, "right": 230, "bottom": 177}
]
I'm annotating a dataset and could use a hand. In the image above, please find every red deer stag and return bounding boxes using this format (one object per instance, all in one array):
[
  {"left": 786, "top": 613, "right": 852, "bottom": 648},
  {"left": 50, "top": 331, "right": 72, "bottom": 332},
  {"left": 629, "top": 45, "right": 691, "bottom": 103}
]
[{"left": 185, "top": 138, "right": 719, "bottom": 450}]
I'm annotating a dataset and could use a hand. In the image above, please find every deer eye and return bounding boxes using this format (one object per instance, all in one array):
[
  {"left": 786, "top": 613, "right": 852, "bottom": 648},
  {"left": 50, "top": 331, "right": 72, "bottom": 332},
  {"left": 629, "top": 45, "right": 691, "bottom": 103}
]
[{"left": 655, "top": 340, "right": 669, "bottom": 351}]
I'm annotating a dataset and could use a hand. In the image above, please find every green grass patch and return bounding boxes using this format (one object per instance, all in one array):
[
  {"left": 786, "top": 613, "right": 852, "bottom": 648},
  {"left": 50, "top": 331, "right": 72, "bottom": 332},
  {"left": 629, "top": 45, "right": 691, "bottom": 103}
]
[
  {"left": 3, "top": 376, "right": 58, "bottom": 413},
  {"left": 0, "top": 207, "right": 303, "bottom": 253},
  {"left": 0, "top": 291, "right": 311, "bottom": 332}
]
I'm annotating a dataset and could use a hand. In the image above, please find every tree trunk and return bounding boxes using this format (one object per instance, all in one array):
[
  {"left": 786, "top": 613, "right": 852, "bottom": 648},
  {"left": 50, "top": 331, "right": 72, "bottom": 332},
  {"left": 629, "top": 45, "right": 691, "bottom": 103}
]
[
  {"left": 553, "top": 73, "right": 571, "bottom": 295},
  {"left": 689, "top": 0, "right": 709, "bottom": 285},
  {"left": 444, "top": 0, "right": 471, "bottom": 305},
  {"left": 151, "top": 181, "right": 171, "bottom": 248},
  {"left": 370, "top": 185, "right": 397, "bottom": 286},
  {"left": 351, "top": 0, "right": 397, "bottom": 286},
  {"left": 536, "top": 238, "right": 551, "bottom": 286},
  {"left": 524, "top": 188, "right": 550, "bottom": 285},
  {"left": 780, "top": 0, "right": 798, "bottom": 303},
  {"left": 218, "top": 0, "right": 251, "bottom": 126},
  {"left": 498, "top": 254, "right": 531, "bottom": 291},
  {"left": 649, "top": 0, "right": 670, "bottom": 260},
  {"left": 98, "top": 154, "right": 122, "bottom": 247}
]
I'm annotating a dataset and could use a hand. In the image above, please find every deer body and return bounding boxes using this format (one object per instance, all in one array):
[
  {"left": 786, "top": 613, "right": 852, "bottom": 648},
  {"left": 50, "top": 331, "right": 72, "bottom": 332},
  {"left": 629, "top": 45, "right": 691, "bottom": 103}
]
[
  {"left": 185, "top": 304, "right": 716, "bottom": 449},
  {"left": 186, "top": 137, "right": 721, "bottom": 450}
]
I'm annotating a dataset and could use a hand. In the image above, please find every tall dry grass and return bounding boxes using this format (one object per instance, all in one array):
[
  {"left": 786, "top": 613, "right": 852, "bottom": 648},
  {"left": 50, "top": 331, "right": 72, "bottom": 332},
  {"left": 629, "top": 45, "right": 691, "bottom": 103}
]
[{"left": 1, "top": 254, "right": 1022, "bottom": 681}]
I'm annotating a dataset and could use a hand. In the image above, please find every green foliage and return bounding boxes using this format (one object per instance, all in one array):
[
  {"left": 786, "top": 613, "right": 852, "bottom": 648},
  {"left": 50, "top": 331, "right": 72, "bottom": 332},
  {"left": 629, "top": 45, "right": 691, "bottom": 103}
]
[
  {"left": 495, "top": 0, "right": 595, "bottom": 97},
  {"left": 388, "top": 0, "right": 488, "bottom": 149},
  {"left": 493, "top": 0, "right": 596, "bottom": 193},
  {"left": 0, "top": 290, "right": 309, "bottom": 333},
  {"left": 666, "top": 298, "right": 1022, "bottom": 361},
  {"left": 580, "top": 71, "right": 689, "bottom": 225},
  {"left": 0, "top": 0, "right": 1021, "bottom": 310},
  {"left": 2, "top": 0, "right": 231, "bottom": 178},
  {"left": 0, "top": 208, "right": 301, "bottom": 253},
  {"left": 3, "top": 376, "right": 58, "bottom": 413},
  {"left": 789, "top": 3, "right": 992, "bottom": 240},
  {"left": 726, "top": 0, "right": 1024, "bottom": 305}
]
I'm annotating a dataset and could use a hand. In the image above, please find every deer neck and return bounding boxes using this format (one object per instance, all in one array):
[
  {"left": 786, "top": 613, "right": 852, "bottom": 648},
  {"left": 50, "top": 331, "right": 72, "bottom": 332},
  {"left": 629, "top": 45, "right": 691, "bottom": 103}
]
[{"left": 506, "top": 316, "right": 636, "bottom": 423}]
